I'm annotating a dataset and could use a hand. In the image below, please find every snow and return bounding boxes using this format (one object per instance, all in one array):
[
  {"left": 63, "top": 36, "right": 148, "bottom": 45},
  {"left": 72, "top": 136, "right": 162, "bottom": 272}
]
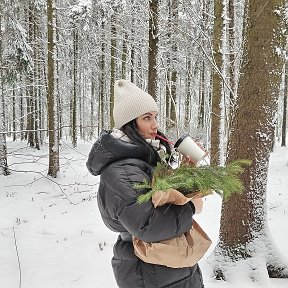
[{"left": 1, "top": 139, "right": 288, "bottom": 288}]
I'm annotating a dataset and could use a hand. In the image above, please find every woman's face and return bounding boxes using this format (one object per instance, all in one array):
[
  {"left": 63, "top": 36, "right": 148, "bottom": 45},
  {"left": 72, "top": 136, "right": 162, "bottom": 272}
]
[{"left": 136, "top": 111, "right": 159, "bottom": 140}]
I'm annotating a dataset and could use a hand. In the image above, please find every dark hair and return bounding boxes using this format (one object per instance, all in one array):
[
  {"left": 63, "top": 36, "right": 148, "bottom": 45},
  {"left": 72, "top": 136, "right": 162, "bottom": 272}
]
[{"left": 120, "top": 119, "right": 171, "bottom": 163}]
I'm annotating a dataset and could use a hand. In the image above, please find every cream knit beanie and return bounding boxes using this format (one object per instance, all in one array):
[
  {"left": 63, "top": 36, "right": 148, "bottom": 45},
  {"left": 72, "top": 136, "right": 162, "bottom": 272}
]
[{"left": 113, "top": 79, "right": 159, "bottom": 129}]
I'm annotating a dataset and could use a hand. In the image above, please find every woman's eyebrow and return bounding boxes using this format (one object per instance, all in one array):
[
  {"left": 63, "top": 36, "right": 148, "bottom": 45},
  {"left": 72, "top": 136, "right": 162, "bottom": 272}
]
[{"left": 143, "top": 112, "right": 158, "bottom": 116}]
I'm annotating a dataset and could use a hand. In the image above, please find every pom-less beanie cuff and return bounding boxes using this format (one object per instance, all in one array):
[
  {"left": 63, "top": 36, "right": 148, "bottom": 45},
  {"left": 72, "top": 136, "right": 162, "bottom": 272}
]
[{"left": 113, "top": 79, "right": 159, "bottom": 129}]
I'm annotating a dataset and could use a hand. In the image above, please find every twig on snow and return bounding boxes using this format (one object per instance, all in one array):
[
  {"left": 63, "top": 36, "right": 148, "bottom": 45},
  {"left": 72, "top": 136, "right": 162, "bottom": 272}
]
[{"left": 13, "top": 226, "right": 22, "bottom": 288}]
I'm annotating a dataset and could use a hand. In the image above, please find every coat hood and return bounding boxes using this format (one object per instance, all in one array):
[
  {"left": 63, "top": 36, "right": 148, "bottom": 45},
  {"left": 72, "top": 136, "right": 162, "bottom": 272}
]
[{"left": 86, "top": 130, "right": 160, "bottom": 176}]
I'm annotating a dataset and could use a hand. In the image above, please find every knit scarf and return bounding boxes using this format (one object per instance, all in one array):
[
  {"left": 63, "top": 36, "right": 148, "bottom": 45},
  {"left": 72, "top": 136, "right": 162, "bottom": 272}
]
[
  {"left": 111, "top": 128, "right": 180, "bottom": 168},
  {"left": 111, "top": 128, "right": 167, "bottom": 157}
]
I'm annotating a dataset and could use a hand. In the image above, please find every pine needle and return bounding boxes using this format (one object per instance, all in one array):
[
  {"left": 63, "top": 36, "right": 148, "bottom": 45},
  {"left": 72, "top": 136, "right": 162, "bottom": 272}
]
[{"left": 135, "top": 160, "right": 251, "bottom": 203}]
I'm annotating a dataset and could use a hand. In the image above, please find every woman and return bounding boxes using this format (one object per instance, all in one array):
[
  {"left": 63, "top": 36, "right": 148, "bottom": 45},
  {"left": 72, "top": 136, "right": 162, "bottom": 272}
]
[{"left": 87, "top": 79, "right": 204, "bottom": 288}]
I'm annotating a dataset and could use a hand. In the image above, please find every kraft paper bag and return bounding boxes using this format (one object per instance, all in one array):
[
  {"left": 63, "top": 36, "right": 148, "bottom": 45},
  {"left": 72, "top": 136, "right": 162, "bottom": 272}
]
[{"left": 133, "top": 189, "right": 212, "bottom": 268}]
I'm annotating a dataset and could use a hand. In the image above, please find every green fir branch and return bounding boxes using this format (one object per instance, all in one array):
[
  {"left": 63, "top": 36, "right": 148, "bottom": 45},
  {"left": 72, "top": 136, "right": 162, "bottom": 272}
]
[{"left": 135, "top": 160, "right": 251, "bottom": 203}]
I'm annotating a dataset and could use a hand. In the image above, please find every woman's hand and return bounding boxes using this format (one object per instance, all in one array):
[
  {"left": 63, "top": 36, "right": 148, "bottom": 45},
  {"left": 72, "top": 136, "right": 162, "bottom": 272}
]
[
  {"left": 181, "top": 155, "right": 196, "bottom": 166},
  {"left": 191, "top": 198, "right": 203, "bottom": 214}
]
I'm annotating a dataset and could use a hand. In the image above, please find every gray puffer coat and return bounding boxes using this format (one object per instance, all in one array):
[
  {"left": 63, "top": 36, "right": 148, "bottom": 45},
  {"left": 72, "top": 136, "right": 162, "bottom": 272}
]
[{"left": 87, "top": 130, "right": 205, "bottom": 288}]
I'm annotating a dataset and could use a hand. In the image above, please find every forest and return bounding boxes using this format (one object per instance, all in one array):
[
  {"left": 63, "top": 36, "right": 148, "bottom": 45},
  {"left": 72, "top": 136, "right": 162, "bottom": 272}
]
[{"left": 1, "top": 0, "right": 288, "bottom": 283}]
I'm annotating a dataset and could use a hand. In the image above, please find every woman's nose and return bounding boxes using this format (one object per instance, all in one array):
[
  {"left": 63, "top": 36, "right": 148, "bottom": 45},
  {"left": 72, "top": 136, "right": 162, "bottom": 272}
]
[{"left": 153, "top": 119, "right": 159, "bottom": 129}]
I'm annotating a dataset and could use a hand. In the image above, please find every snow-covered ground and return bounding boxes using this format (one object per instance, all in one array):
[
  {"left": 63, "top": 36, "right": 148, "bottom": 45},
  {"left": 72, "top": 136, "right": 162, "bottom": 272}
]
[{"left": 1, "top": 139, "right": 287, "bottom": 288}]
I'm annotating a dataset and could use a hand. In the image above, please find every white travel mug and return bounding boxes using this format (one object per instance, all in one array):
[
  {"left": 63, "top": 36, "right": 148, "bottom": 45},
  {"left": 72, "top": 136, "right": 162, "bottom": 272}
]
[{"left": 174, "top": 135, "right": 208, "bottom": 164}]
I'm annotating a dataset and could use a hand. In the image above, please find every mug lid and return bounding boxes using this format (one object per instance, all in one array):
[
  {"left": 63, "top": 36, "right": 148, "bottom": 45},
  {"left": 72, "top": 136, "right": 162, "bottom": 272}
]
[{"left": 174, "top": 134, "right": 189, "bottom": 148}]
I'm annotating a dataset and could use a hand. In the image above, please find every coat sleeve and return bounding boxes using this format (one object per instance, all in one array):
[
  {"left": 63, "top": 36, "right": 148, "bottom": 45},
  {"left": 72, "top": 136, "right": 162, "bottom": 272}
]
[{"left": 101, "top": 163, "right": 195, "bottom": 243}]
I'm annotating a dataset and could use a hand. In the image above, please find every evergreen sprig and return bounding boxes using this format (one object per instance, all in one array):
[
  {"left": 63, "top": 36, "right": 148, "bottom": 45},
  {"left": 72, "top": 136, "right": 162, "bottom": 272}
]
[{"left": 135, "top": 160, "right": 251, "bottom": 203}]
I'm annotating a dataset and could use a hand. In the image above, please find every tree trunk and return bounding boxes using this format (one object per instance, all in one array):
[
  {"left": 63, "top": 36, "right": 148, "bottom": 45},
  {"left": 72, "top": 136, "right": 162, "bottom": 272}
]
[
  {"left": 227, "top": 0, "right": 246, "bottom": 134},
  {"left": 47, "top": 0, "right": 59, "bottom": 177},
  {"left": 39, "top": 36, "right": 47, "bottom": 145},
  {"left": 34, "top": 7, "right": 40, "bottom": 150},
  {"left": 165, "top": 0, "right": 178, "bottom": 130},
  {"left": 0, "top": 83, "right": 9, "bottom": 176},
  {"left": 198, "top": 61, "right": 205, "bottom": 130},
  {"left": 98, "top": 10, "right": 105, "bottom": 133},
  {"left": 214, "top": 0, "right": 288, "bottom": 280},
  {"left": 12, "top": 85, "right": 16, "bottom": 141},
  {"left": 55, "top": 9, "right": 62, "bottom": 140},
  {"left": 72, "top": 27, "right": 78, "bottom": 147},
  {"left": 184, "top": 55, "right": 192, "bottom": 129},
  {"left": 281, "top": 61, "right": 287, "bottom": 147},
  {"left": 0, "top": 11, "right": 10, "bottom": 176},
  {"left": 210, "top": 0, "right": 224, "bottom": 165},
  {"left": 90, "top": 70, "right": 96, "bottom": 140},
  {"left": 228, "top": 0, "right": 236, "bottom": 101},
  {"left": 148, "top": 0, "right": 158, "bottom": 98},
  {"left": 110, "top": 16, "right": 116, "bottom": 128},
  {"left": 19, "top": 76, "right": 25, "bottom": 141},
  {"left": 27, "top": 2, "right": 35, "bottom": 147},
  {"left": 170, "top": 0, "right": 178, "bottom": 128},
  {"left": 130, "top": 17, "right": 135, "bottom": 84},
  {"left": 79, "top": 70, "right": 83, "bottom": 139},
  {"left": 121, "top": 32, "right": 127, "bottom": 79}
]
